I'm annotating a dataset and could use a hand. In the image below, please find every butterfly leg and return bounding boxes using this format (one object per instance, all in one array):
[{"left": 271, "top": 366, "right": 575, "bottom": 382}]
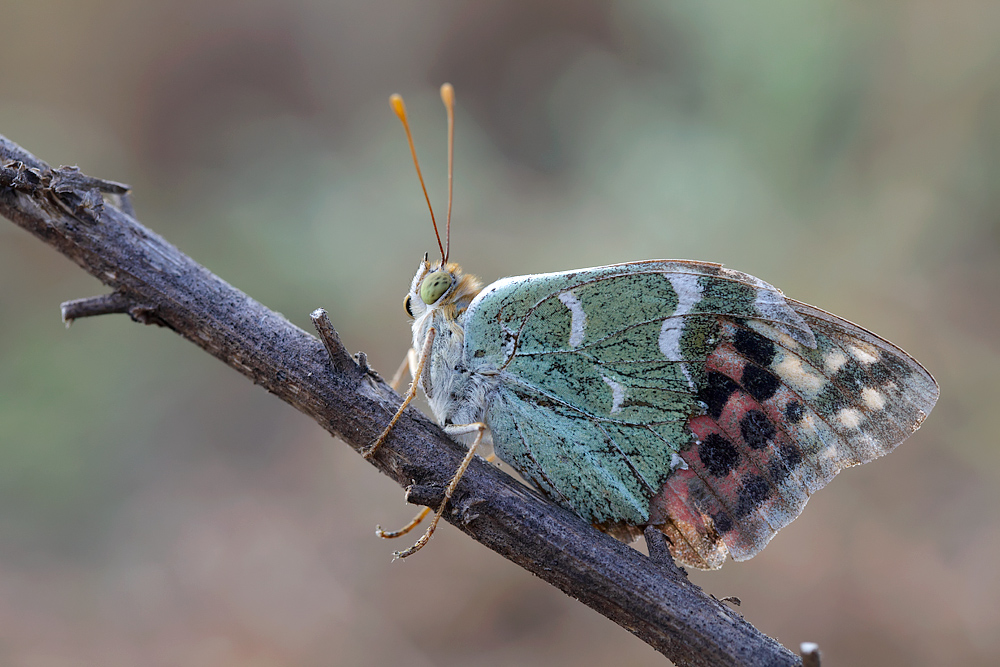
[
  {"left": 388, "top": 347, "right": 419, "bottom": 392},
  {"left": 377, "top": 507, "right": 432, "bottom": 539},
  {"left": 363, "top": 329, "right": 435, "bottom": 460},
  {"left": 376, "top": 451, "right": 497, "bottom": 540},
  {"left": 391, "top": 421, "right": 486, "bottom": 559}
]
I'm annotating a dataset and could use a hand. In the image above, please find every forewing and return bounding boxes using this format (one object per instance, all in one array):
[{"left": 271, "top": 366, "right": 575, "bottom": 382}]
[
  {"left": 464, "top": 261, "right": 938, "bottom": 569},
  {"left": 653, "top": 305, "right": 937, "bottom": 567}
]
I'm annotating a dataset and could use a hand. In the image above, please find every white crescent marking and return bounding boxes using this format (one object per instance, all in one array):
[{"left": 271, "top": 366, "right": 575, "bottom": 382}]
[
  {"left": 659, "top": 274, "right": 703, "bottom": 388},
  {"left": 558, "top": 291, "right": 587, "bottom": 348},
  {"left": 602, "top": 374, "right": 626, "bottom": 414}
]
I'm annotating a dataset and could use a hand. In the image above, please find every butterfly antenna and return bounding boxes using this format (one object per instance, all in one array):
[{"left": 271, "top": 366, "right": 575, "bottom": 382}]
[
  {"left": 440, "top": 83, "right": 455, "bottom": 263},
  {"left": 390, "top": 93, "right": 446, "bottom": 264}
]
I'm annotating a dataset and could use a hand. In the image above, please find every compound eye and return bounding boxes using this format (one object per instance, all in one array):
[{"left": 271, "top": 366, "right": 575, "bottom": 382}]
[
  {"left": 403, "top": 294, "right": 414, "bottom": 318},
  {"left": 419, "top": 271, "right": 452, "bottom": 304}
]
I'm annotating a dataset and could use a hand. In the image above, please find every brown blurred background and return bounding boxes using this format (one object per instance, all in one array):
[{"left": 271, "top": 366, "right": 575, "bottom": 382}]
[{"left": 1, "top": 1, "right": 997, "bottom": 665}]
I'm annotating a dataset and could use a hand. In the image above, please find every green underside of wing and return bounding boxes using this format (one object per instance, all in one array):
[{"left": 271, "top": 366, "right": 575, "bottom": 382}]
[
  {"left": 503, "top": 354, "right": 692, "bottom": 423},
  {"left": 487, "top": 382, "right": 691, "bottom": 524},
  {"left": 464, "top": 261, "right": 816, "bottom": 526}
]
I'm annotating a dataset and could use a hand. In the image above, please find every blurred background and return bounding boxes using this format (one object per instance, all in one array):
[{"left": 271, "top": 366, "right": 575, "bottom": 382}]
[{"left": 0, "top": 1, "right": 997, "bottom": 665}]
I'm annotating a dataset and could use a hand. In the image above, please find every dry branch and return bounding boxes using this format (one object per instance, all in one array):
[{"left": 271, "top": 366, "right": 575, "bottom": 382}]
[{"left": 0, "top": 134, "right": 809, "bottom": 666}]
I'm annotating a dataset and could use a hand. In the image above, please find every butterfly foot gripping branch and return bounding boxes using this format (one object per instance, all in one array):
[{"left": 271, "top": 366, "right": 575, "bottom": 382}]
[
  {"left": 376, "top": 440, "right": 497, "bottom": 549},
  {"left": 382, "top": 421, "right": 486, "bottom": 559}
]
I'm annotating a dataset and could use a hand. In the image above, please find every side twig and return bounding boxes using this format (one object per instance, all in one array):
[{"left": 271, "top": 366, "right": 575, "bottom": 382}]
[
  {"left": 61, "top": 291, "right": 131, "bottom": 323},
  {"left": 0, "top": 134, "right": 806, "bottom": 667},
  {"left": 310, "top": 307, "right": 357, "bottom": 376}
]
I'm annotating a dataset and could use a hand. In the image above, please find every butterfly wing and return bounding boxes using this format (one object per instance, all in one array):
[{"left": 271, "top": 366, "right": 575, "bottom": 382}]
[
  {"left": 462, "top": 261, "right": 938, "bottom": 569},
  {"left": 654, "top": 300, "right": 937, "bottom": 568}
]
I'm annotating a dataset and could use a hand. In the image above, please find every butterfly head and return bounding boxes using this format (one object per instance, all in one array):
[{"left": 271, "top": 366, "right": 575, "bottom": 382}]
[
  {"left": 390, "top": 86, "right": 481, "bottom": 321},
  {"left": 403, "top": 256, "right": 482, "bottom": 323}
]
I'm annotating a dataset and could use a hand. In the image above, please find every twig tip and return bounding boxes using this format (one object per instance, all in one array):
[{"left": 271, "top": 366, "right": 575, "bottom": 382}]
[
  {"left": 310, "top": 307, "right": 355, "bottom": 375},
  {"left": 800, "top": 641, "right": 821, "bottom": 667},
  {"left": 60, "top": 292, "right": 131, "bottom": 323}
]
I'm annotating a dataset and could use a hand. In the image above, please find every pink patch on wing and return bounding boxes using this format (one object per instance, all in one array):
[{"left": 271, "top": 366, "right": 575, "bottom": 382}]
[{"left": 649, "top": 337, "right": 815, "bottom": 562}]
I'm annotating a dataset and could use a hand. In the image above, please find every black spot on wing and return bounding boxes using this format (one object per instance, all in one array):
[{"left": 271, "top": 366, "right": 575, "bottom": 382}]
[
  {"left": 734, "top": 327, "right": 776, "bottom": 366},
  {"left": 700, "top": 433, "right": 741, "bottom": 477},
  {"left": 784, "top": 401, "right": 804, "bottom": 424},
  {"left": 712, "top": 511, "right": 734, "bottom": 534},
  {"left": 700, "top": 371, "right": 740, "bottom": 420},
  {"left": 740, "top": 409, "right": 776, "bottom": 450},
  {"left": 768, "top": 460, "right": 791, "bottom": 484},
  {"left": 830, "top": 359, "right": 879, "bottom": 401},
  {"left": 741, "top": 364, "right": 781, "bottom": 403},
  {"left": 814, "top": 382, "right": 848, "bottom": 413},
  {"left": 732, "top": 475, "right": 771, "bottom": 519},
  {"left": 868, "top": 360, "right": 894, "bottom": 384}
]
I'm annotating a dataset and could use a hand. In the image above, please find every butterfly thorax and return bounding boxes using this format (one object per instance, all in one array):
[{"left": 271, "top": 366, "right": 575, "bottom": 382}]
[{"left": 405, "top": 259, "right": 498, "bottom": 429}]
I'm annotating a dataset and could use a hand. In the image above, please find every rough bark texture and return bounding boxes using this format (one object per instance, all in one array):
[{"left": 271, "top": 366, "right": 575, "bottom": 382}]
[{"left": 0, "top": 134, "right": 805, "bottom": 666}]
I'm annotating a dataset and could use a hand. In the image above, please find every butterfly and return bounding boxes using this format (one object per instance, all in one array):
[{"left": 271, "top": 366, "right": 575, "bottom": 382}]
[{"left": 365, "top": 84, "right": 940, "bottom": 569}]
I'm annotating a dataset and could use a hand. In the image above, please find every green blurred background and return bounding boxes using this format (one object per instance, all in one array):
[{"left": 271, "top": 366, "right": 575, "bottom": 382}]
[{"left": 1, "top": 1, "right": 997, "bottom": 665}]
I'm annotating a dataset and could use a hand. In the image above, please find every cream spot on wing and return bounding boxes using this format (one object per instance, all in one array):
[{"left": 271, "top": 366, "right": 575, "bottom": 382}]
[
  {"left": 861, "top": 387, "right": 886, "bottom": 410},
  {"left": 837, "top": 408, "right": 863, "bottom": 429},
  {"left": 671, "top": 452, "right": 689, "bottom": 470},
  {"left": 824, "top": 349, "right": 849, "bottom": 374},
  {"left": 558, "top": 291, "right": 587, "bottom": 348},
  {"left": 602, "top": 374, "right": 626, "bottom": 414},
  {"left": 747, "top": 320, "right": 800, "bottom": 350},
  {"left": 848, "top": 342, "right": 880, "bottom": 365},
  {"left": 773, "top": 353, "right": 825, "bottom": 395},
  {"left": 799, "top": 413, "right": 817, "bottom": 431}
]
